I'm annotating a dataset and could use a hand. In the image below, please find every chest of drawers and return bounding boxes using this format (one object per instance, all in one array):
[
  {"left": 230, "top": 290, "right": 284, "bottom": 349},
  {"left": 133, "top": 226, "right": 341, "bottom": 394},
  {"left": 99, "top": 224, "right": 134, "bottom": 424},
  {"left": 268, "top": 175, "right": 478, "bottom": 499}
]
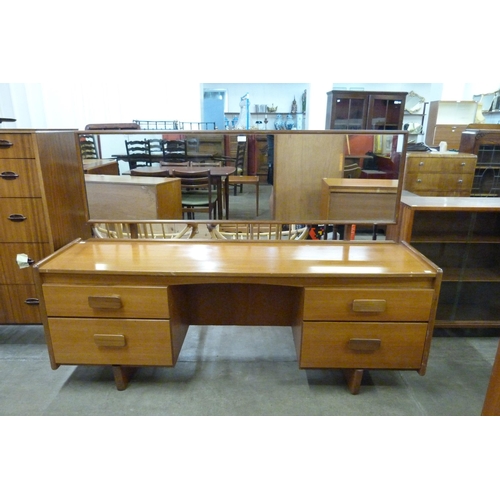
[
  {"left": 34, "top": 239, "right": 442, "bottom": 393},
  {"left": 0, "top": 130, "right": 90, "bottom": 323},
  {"left": 404, "top": 152, "right": 477, "bottom": 196}
]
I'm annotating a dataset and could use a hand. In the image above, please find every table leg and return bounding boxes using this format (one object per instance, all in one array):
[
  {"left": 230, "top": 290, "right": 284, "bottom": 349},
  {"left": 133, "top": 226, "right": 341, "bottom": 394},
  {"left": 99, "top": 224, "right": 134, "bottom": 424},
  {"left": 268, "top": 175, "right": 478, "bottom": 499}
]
[
  {"left": 112, "top": 365, "right": 137, "bottom": 391},
  {"left": 224, "top": 176, "right": 230, "bottom": 219}
]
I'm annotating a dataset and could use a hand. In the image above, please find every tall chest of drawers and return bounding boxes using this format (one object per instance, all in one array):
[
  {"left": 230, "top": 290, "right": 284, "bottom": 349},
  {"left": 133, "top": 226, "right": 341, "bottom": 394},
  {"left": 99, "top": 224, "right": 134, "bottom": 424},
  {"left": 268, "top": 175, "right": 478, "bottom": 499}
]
[
  {"left": 0, "top": 130, "right": 90, "bottom": 323},
  {"left": 403, "top": 152, "right": 477, "bottom": 196}
]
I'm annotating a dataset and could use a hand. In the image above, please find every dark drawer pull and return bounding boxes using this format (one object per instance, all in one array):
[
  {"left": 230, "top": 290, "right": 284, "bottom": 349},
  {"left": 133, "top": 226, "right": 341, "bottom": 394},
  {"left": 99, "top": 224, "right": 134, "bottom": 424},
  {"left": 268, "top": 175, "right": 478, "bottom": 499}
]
[
  {"left": 348, "top": 338, "right": 381, "bottom": 352},
  {"left": 8, "top": 213, "right": 27, "bottom": 222},
  {"left": 94, "top": 334, "right": 126, "bottom": 347},
  {"left": 25, "top": 298, "right": 40, "bottom": 306},
  {"left": 0, "top": 140, "right": 14, "bottom": 149},
  {"left": 88, "top": 295, "right": 123, "bottom": 309},
  {"left": 0, "top": 171, "right": 19, "bottom": 180}
]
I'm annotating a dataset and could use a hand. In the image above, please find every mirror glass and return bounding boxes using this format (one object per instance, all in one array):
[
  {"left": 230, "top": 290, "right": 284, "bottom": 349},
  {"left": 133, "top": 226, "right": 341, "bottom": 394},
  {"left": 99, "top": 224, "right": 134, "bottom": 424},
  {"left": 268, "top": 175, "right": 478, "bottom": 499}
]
[{"left": 80, "top": 130, "right": 407, "bottom": 225}]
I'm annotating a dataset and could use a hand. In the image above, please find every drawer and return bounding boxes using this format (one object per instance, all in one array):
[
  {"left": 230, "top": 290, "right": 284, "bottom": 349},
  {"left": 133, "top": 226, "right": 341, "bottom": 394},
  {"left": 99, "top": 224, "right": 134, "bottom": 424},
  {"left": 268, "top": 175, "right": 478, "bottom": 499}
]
[
  {"left": 0, "top": 243, "right": 51, "bottom": 284},
  {"left": 0, "top": 133, "right": 34, "bottom": 159},
  {"left": 404, "top": 173, "right": 474, "bottom": 193},
  {"left": 300, "top": 321, "right": 427, "bottom": 369},
  {"left": 0, "top": 285, "right": 12, "bottom": 322},
  {"left": 42, "top": 284, "right": 170, "bottom": 319},
  {"left": 0, "top": 198, "right": 49, "bottom": 242},
  {"left": 6, "top": 284, "right": 42, "bottom": 323},
  {"left": 0, "top": 159, "right": 41, "bottom": 197},
  {"left": 406, "top": 157, "right": 476, "bottom": 174},
  {"left": 303, "top": 288, "right": 434, "bottom": 321},
  {"left": 47, "top": 318, "right": 173, "bottom": 366}
]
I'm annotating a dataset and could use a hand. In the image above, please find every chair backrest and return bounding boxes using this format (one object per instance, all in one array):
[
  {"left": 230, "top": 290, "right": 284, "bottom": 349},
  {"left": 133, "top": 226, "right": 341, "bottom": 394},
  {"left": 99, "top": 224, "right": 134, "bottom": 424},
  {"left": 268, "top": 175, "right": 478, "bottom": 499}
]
[
  {"left": 148, "top": 138, "right": 163, "bottom": 155},
  {"left": 189, "top": 161, "right": 222, "bottom": 169},
  {"left": 172, "top": 168, "right": 213, "bottom": 191},
  {"left": 343, "top": 163, "right": 362, "bottom": 178},
  {"left": 79, "top": 134, "right": 98, "bottom": 159},
  {"left": 162, "top": 140, "right": 187, "bottom": 162},
  {"left": 234, "top": 137, "right": 247, "bottom": 174},
  {"left": 125, "top": 139, "right": 151, "bottom": 157}
]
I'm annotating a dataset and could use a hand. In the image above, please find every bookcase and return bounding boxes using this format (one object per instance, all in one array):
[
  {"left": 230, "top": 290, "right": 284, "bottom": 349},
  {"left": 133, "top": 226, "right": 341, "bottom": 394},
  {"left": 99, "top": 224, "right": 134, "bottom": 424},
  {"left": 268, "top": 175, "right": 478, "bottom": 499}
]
[{"left": 386, "top": 195, "right": 500, "bottom": 330}]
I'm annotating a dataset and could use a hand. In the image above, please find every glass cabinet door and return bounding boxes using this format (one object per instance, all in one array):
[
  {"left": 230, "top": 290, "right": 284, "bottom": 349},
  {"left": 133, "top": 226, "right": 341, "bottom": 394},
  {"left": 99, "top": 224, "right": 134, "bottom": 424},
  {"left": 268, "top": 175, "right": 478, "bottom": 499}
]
[
  {"left": 368, "top": 95, "right": 405, "bottom": 130},
  {"left": 329, "top": 95, "right": 367, "bottom": 130}
]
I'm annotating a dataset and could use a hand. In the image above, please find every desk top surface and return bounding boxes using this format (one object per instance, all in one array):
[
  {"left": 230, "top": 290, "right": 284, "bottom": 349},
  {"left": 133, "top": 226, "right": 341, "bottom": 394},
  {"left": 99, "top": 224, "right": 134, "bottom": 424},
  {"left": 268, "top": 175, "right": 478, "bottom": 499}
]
[{"left": 36, "top": 239, "right": 439, "bottom": 278}]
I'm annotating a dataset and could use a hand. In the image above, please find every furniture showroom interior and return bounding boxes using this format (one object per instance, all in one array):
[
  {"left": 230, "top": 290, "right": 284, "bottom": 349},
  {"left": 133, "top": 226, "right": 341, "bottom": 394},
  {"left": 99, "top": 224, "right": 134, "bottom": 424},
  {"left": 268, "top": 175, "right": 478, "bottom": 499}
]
[{"left": 2, "top": 81, "right": 500, "bottom": 419}]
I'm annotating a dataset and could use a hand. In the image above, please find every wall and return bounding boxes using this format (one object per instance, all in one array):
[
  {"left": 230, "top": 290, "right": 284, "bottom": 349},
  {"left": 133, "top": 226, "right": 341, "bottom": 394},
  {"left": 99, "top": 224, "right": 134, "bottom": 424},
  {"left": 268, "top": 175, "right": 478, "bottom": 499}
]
[{"left": 2, "top": 82, "right": 499, "bottom": 131}]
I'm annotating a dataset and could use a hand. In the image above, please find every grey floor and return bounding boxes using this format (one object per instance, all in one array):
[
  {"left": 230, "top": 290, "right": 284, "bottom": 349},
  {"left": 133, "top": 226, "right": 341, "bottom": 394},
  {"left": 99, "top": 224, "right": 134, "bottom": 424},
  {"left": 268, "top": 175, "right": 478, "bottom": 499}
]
[
  {"left": 1, "top": 181, "right": 498, "bottom": 416},
  {"left": 0, "top": 323, "right": 498, "bottom": 416}
]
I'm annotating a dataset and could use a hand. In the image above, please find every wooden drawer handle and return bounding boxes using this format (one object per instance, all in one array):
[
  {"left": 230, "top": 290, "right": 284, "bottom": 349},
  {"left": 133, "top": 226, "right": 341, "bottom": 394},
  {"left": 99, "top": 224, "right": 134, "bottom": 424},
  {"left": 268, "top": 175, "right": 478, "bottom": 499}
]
[
  {"left": 0, "top": 171, "right": 19, "bottom": 180},
  {"left": 352, "top": 299, "right": 386, "bottom": 313},
  {"left": 94, "top": 334, "right": 126, "bottom": 347},
  {"left": 25, "top": 298, "right": 40, "bottom": 306},
  {"left": 0, "top": 140, "right": 13, "bottom": 149},
  {"left": 348, "top": 338, "right": 381, "bottom": 352},
  {"left": 88, "top": 295, "right": 122, "bottom": 309}
]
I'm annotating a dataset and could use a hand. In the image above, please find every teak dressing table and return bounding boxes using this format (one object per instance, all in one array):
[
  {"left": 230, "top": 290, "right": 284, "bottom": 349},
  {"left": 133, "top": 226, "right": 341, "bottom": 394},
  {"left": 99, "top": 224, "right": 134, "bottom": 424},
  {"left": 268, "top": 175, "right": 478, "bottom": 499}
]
[{"left": 34, "top": 238, "right": 442, "bottom": 394}]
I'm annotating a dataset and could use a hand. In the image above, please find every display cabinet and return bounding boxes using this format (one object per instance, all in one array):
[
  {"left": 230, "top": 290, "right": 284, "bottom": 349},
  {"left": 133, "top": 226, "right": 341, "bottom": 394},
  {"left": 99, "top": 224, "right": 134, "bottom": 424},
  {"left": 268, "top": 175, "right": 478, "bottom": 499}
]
[
  {"left": 386, "top": 195, "right": 500, "bottom": 330},
  {"left": 403, "top": 152, "right": 477, "bottom": 196},
  {"left": 0, "top": 130, "right": 90, "bottom": 324},
  {"left": 325, "top": 90, "right": 407, "bottom": 130},
  {"left": 459, "top": 125, "right": 500, "bottom": 197},
  {"left": 425, "top": 100, "right": 478, "bottom": 149}
]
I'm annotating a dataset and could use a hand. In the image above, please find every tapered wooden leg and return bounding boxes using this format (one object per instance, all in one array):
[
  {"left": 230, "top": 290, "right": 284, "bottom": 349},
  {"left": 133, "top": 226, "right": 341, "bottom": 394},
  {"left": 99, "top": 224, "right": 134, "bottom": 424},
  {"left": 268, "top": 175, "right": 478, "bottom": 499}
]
[
  {"left": 112, "top": 365, "right": 137, "bottom": 391},
  {"left": 343, "top": 369, "right": 364, "bottom": 394}
]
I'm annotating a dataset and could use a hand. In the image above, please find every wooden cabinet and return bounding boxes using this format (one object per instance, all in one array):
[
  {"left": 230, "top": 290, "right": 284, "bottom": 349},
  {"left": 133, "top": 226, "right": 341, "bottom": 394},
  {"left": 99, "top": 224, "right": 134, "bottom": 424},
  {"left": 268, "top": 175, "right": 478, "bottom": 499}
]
[
  {"left": 84, "top": 174, "right": 182, "bottom": 219},
  {"left": 425, "top": 100, "right": 478, "bottom": 148},
  {"left": 386, "top": 195, "right": 500, "bottom": 331},
  {"left": 404, "top": 152, "right": 477, "bottom": 196},
  {"left": 326, "top": 91, "right": 407, "bottom": 130},
  {"left": 34, "top": 239, "right": 441, "bottom": 393},
  {"left": 0, "top": 130, "right": 90, "bottom": 324}
]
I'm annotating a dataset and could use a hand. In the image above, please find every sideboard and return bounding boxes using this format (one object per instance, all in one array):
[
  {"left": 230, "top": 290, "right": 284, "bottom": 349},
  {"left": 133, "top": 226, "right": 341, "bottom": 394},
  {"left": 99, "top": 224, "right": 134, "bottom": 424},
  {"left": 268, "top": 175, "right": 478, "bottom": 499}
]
[{"left": 34, "top": 238, "right": 442, "bottom": 394}]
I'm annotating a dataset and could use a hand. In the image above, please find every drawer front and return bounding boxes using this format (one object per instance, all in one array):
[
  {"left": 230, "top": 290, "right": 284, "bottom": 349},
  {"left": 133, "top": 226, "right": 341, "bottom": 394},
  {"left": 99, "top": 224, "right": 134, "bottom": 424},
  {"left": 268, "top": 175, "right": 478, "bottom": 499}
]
[
  {"left": 47, "top": 318, "right": 173, "bottom": 366},
  {"left": 0, "top": 243, "right": 51, "bottom": 284},
  {"left": 0, "top": 133, "right": 35, "bottom": 159},
  {"left": 0, "top": 159, "right": 41, "bottom": 197},
  {"left": 406, "top": 157, "right": 476, "bottom": 174},
  {"left": 0, "top": 285, "right": 12, "bottom": 322},
  {"left": 7, "top": 284, "right": 42, "bottom": 323},
  {"left": 0, "top": 198, "right": 49, "bottom": 242},
  {"left": 404, "top": 173, "right": 474, "bottom": 194},
  {"left": 42, "top": 284, "right": 170, "bottom": 319},
  {"left": 303, "top": 288, "right": 434, "bottom": 322},
  {"left": 300, "top": 321, "right": 427, "bottom": 369}
]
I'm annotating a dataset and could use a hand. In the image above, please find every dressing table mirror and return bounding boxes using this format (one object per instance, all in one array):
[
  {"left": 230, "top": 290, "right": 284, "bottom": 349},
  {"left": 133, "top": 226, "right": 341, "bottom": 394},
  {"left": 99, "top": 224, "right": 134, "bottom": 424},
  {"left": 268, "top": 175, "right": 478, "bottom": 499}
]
[{"left": 79, "top": 129, "right": 408, "bottom": 227}]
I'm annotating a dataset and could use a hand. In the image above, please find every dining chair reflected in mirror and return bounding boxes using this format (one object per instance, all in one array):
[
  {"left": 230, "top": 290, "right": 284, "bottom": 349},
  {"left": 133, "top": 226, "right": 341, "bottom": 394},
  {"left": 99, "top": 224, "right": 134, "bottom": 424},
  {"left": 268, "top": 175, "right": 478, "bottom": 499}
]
[
  {"left": 227, "top": 137, "right": 260, "bottom": 216},
  {"left": 172, "top": 168, "right": 218, "bottom": 219},
  {"left": 79, "top": 134, "right": 99, "bottom": 159},
  {"left": 124, "top": 139, "right": 152, "bottom": 169},
  {"left": 343, "top": 163, "right": 362, "bottom": 178},
  {"left": 162, "top": 140, "right": 188, "bottom": 162}
]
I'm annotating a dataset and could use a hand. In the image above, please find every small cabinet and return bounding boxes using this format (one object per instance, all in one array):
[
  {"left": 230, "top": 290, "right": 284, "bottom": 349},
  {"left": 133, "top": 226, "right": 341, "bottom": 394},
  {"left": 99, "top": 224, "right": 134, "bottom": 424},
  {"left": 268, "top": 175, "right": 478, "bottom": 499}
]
[
  {"left": 425, "top": 100, "right": 478, "bottom": 148},
  {"left": 326, "top": 90, "right": 407, "bottom": 130}
]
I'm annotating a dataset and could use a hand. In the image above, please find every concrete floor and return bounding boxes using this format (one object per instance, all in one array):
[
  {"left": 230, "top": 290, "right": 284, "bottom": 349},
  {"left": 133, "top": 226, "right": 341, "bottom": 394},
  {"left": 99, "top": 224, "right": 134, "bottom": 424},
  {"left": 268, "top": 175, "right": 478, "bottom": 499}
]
[{"left": 0, "top": 323, "right": 497, "bottom": 415}]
